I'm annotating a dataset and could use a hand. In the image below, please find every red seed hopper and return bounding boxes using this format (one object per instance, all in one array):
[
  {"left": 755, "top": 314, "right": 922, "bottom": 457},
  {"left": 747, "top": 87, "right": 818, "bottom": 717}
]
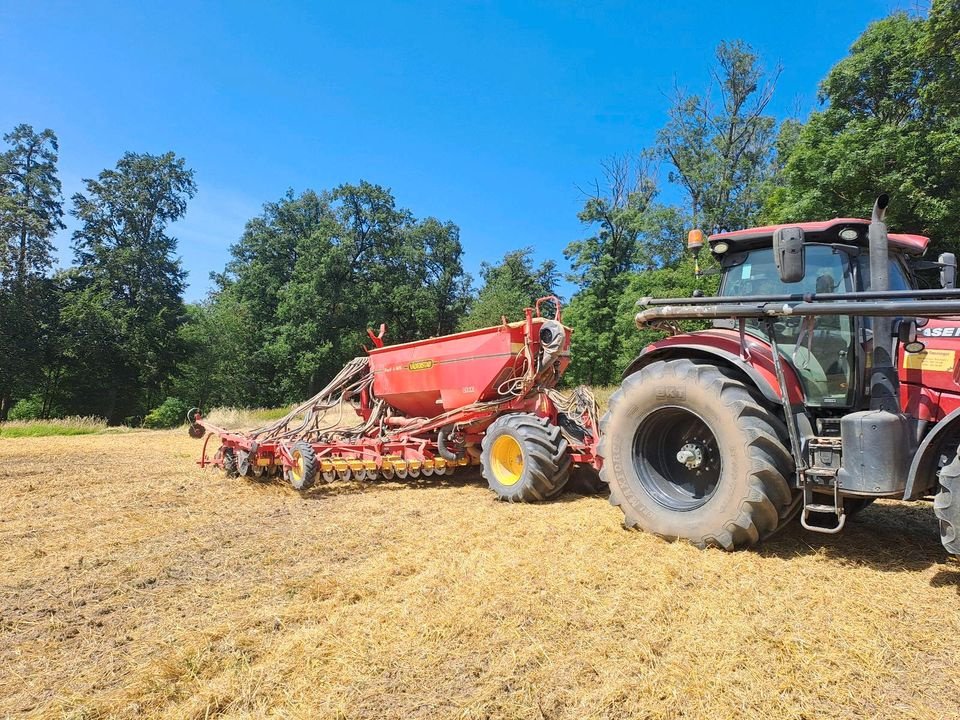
[{"left": 191, "top": 296, "right": 599, "bottom": 501}]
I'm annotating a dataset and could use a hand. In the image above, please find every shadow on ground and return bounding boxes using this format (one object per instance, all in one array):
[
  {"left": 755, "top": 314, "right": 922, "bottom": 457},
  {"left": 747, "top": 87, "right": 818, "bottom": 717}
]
[
  {"left": 228, "top": 464, "right": 954, "bottom": 574},
  {"left": 759, "top": 500, "right": 950, "bottom": 573}
]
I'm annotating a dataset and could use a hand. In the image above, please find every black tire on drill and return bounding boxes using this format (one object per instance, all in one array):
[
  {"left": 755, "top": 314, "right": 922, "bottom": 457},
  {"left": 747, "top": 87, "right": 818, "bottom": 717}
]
[
  {"left": 222, "top": 447, "right": 239, "bottom": 477},
  {"left": 287, "top": 442, "right": 319, "bottom": 492},
  {"left": 480, "top": 413, "right": 571, "bottom": 502},
  {"left": 934, "top": 452, "right": 960, "bottom": 554},
  {"left": 599, "top": 359, "right": 794, "bottom": 550}
]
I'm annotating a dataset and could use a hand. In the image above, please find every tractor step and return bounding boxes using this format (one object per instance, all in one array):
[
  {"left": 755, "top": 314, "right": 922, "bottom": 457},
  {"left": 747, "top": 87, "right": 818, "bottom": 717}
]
[
  {"left": 804, "top": 467, "right": 839, "bottom": 478},
  {"left": 804, "top": 503, "right": 839, "bottom": 513},
  {"left": 800, "top": 484, "right": 847, "bottom": 534}
]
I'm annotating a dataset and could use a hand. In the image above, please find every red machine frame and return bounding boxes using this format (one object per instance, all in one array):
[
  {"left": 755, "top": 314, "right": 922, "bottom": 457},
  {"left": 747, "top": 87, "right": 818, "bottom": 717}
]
[{"left": 193, "top": 297, "right": 601, "bottom": 482}]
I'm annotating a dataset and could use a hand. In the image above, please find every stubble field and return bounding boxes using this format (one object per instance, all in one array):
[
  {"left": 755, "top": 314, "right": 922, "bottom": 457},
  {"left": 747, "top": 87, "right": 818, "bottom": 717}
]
[{"left": 1, "top": 429, "right": 959, "bottom": 719}]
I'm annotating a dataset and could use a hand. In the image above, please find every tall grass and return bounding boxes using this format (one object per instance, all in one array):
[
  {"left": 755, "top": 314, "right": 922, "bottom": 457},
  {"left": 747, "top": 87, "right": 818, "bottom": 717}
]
[
  {"left": 201, "top": 405, "right": 298, "bottom": 430},
  {"left": 0, "top": 416, "right": 108, "bottom": 438}
]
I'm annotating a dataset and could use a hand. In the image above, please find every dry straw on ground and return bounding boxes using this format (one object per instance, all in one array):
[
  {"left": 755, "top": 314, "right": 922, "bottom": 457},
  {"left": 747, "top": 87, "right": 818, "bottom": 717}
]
[{"left": 2, "top": 430, "right": 959, "bottom": 719}]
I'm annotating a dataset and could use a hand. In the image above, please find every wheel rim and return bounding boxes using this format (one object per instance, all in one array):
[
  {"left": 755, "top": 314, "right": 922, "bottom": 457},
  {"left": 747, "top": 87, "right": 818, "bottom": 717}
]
[
  {"left": 632, "top": 406, "right": 721, "bottom": 511},
  {"left": 291, "top": 452, "right": 305, "bottom": 485},
  {"left": 490, "top": 434, "right": 524, "bottom": 486}
]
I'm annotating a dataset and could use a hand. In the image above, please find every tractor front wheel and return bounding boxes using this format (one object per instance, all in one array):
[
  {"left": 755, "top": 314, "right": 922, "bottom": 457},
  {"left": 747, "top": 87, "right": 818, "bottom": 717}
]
[
  {"left": 935, "top": 453, "right": 960, "bottom": 554},
  {"left": 480, "top": 413, "right": 571, "bottom": 502},
  {"left": 599, "top": 359, "right": 794, "bottom": 550}
]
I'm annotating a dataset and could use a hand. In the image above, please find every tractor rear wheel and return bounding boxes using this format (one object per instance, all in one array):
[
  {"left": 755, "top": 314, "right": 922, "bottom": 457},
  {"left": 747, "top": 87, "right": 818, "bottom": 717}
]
[
  {"left": 287, "top": 442, "right": 318, "bottom": 492},
  {"left": 935, "top": 453, "right": 960, "bottom": 554},
  {"left": 599, "top": 359, "right": 794, "bottom": 550},
  {"left": 480, "top": 413, "right": 571, "bottom": 502}
]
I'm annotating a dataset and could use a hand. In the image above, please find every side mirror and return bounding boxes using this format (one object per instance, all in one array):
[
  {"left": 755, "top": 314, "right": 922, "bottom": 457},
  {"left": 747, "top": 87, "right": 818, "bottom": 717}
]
[
  {"left": 773, "top": 227, "right": 805, "bottom": 283},
  {"left": 939, "top": 252, "right": 956, "bottom": 289}
]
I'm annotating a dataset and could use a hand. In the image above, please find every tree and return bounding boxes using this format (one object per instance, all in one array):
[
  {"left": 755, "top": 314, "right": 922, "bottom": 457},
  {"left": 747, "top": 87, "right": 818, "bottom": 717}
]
[
  {"left": 61, "top": 151, "right": 196, "bottom": 422},
  {"left": 208, "top": 183, "right": 471, "bottom": 404},
  {"left": 213, "top": 189, "right": 335, "bottom": 406},
  {"left": 0, "top": 125, "right": 64, "bottom": 419},
  {"left": 564, "top": 155, "right": 682, "bottom": 385},
  {"left": 767, "top": 7, "right": 960, "bottom": 254},
  {"left": 403, "top": 217, "right": 472, "bottom": 336},
  {"left": 612, "top": 256, "right": 721, "bottom": 372},
  {"left": 658, "top": 40, "right": 780, "bottom": 234},
  {"left": 460, "top": 248, "right": 558, "bottom": 330},
  {"left": 922, "top": 0, "right": 960, "bottom": 111}
]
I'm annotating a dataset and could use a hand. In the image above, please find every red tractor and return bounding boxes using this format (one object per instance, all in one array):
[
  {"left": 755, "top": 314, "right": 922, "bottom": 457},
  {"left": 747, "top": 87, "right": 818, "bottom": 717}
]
[{"left": 600, "top": 196, "right": 960, "bottom": 554}]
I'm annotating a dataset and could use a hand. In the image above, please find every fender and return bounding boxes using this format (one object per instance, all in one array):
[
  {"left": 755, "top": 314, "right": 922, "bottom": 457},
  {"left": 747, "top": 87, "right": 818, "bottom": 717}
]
[
  {"left": 621, "top": 330, "right": 806, "bottom": 406},
  {"left": 904, "top": 406, "right": 960, "bottom": 500}
]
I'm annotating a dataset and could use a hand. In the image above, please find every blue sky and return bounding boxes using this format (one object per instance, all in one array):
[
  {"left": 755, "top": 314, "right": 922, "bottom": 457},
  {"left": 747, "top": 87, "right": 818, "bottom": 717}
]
[{"left": 1, "top": 0, "right": 905, "bottom": 301}]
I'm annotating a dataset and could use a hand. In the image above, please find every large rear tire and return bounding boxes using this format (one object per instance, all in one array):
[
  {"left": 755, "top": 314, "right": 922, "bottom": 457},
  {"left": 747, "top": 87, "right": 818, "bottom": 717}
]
[
  {"left": 481, "top": 414, "right": 571, "bottom": 502},
  {"left": 935, "top": 453, "right": 960, "bottom": 554},
  {"left": 599, "top": 359, "right": 794, "bottom": 550}
]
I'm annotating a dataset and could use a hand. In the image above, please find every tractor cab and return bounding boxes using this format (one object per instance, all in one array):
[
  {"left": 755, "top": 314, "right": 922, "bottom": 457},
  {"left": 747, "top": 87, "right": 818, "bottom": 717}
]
[{"left": 708, "top": 219, "right": 927, "bottom": 410}]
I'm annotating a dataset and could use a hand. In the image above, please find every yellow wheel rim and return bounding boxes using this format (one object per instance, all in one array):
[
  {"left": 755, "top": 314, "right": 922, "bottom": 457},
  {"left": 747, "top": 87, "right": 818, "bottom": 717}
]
[
  {"left": 491, "top": 435, "right": 524, "bottom": 486},
  {"left": 291, "top": 452, "right": 304, "bottom": 484}
]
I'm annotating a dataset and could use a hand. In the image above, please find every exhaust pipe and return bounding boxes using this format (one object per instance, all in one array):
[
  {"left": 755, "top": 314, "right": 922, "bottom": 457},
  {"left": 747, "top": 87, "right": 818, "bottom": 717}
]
[{"left": 868, "top": 194, "right": 898, "bottom": 412}]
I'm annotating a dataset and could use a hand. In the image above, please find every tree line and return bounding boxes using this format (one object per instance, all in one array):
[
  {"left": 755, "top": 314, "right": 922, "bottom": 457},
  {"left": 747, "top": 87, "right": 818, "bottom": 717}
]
[{"left": 2, "top": 3, "right": 957, "bottom": 424}]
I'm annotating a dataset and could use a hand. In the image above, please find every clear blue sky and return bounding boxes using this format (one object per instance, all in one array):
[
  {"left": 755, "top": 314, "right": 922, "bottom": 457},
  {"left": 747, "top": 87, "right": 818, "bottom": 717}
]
[{"left": 1, "top": 0, "right": 905, "bottom": 301}]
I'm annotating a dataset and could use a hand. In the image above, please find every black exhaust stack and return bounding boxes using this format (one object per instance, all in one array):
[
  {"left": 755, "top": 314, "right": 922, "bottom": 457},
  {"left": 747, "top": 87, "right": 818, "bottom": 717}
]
[
  {"left": 832, "top": 194, "right": 911, "bottom": 499},
  {"left": 868, "top": 194, "right": 898, "bottom": 412}
]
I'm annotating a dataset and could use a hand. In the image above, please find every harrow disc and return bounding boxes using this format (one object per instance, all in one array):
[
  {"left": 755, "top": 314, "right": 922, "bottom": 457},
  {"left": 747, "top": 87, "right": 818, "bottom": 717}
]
[{"left": 236, "top": 450, "right": 251, "bottom": 476}]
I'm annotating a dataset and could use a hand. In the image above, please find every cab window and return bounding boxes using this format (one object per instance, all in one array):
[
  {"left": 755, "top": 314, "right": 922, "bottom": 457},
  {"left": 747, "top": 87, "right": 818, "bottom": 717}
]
[
  {"left": 856, "top": 255, "right": 913, "bottom": 292},
  {"left": 720, "top": 245, "right": 855, "bottom": 407}
]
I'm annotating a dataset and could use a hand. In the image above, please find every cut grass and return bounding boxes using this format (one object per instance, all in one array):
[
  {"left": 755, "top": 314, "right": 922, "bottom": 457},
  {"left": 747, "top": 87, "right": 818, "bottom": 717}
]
[
  {"left": 0, "top": 416, "right": 108, "bottom": 438},
  {"left": 1, "top": 430, "right": 959, "bottom": 719}
]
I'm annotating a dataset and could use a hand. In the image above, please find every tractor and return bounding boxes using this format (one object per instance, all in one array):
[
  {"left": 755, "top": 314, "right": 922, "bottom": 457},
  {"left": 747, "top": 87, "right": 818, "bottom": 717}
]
[{"left": 599, "top": 196, "right": 960, "bottom": 553}]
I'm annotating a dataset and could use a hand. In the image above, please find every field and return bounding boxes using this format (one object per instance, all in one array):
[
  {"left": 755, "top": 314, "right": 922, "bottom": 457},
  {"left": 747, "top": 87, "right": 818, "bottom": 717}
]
[{"left": 2, "top": 429, "right": 960, "bottom": 719}]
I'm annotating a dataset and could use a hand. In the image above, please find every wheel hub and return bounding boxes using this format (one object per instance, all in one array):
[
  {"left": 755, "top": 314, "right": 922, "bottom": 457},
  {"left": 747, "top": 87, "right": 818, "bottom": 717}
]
[{"left": 676, "top": 443, "right": 704, "bottom": 469}]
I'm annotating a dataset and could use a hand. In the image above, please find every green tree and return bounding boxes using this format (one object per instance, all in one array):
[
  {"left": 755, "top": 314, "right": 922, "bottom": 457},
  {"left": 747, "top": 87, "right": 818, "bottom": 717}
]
[
  {"left": 658, "top": 40, "right": 780, "bottom": 234},
  {"left": 767, "top": 7, "right": 960, "bottom": 254},
  {"left": 612, "top": 256, "right": 721, "bottom": 372},
  {"left": 212, "top": 189, "right": 334, "bottom": 406},
  {"left": 208, "top": 182, "right": 471, "bottom": 405},
  {"left": 564, "top": 155, "right": 681, "bottom": 385},
  {"left": 61, "top": 151, "right": 196, "bottom": 422},
  {"left": 923, "top": 0, "right": 960, "bottom": 110},
  {"left": 0, "top": 125, "right": 64, "bottom": 419},
  {"left": 460, "top": 248, "right": 558, "bottom": 330}
]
